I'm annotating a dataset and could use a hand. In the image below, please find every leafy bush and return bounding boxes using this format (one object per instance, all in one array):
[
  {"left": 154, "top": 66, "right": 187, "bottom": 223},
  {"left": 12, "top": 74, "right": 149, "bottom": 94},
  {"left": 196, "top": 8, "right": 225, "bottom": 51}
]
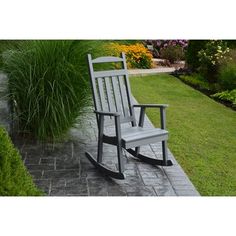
[
  {"left": 2, "top": 40, "right": 106, "bottom": 141},
  {"left": 226, "top": 40, "right": 236, "bottom": 49},
  {"left": 159, "top": 45, "right": 185, "bottom": 63},
  {"left": 185, "top": 40, "right": 208, "bottom": 71},
  {"left": 0, "top": 126, "right": 42, "bottom": 196},
  {"left": 198, "top": 40, "right": 230, "bottom": 83},
  {"left": 211, "top": 89, "right": 236, "bottom": 106},
  {"left": 144, "top": 40, "right": 188, "bottom": 58},
  {"left": 108, "top": 43, "right": 153, "bottom": 69},
  {"left": 179, "top": 74, "right": 211, "bottom": 91},
  {"left": 218, "top": 60, "right": 236, "bottom": 90}
]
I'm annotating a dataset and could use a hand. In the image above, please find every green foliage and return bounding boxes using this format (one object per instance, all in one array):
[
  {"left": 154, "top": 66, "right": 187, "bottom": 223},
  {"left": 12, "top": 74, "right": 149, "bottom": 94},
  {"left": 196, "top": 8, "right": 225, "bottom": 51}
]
[
  {"left": 0, "top": 40, "right": 22, "bottom": 68},
  {"left": 226, "top": 40, "right": 236, "bottom": 49},
  {"left": 186, "top": 40, "right": 236, "bottom": 72},
  {"left": 179, "top": 74, "right": 211, "bottom": 91},
  {"left": 218, "top": 57, "right": 236, "bottom": 90},
  {"left": 130, "top": 74, "right": 236, "bottom": 196},
  {"left": 160, "top": 45, "right": 185, "bottom": 63},
  {"left": 115, "top": 40, "right": 142, "bottom": 45},
  {"left": 2, "top": 40, "right": 107, "bottom": 141},
  {"left": 211, "top": 89, "right": 236, "bottom": 106},
  {"left": 198, "top": 40, "right": 230, "bottom": 83},
  {"left": 185, "top": 40, "right": 208, "bottom": 71},
  {"left": 132, "top": 53, "right": 153, "bottom": 69},
  {"left": 0, "top": 126, "right": 42, "bottom": 195}
]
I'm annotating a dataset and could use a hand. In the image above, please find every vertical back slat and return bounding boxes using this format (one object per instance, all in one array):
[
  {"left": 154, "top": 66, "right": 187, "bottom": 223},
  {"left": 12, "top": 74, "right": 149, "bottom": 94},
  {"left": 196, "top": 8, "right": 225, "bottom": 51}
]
[
  {"left": 118, "top": 75, "right": 129, "bottom": 117},
  {"left": 97, "top": 78, "right": 106, "bottom": 111},
  {"left": 111, "top": 76, "right": 122, "bottom": 114},
  {"left": 122, "top": 52, "right": 136, "bottom": 125},
  {"left": 104, "top": 77, "right": 115, "bottom": 112},
  {"left": 88, "top": 54, "right": 100, "bottom": 111}
]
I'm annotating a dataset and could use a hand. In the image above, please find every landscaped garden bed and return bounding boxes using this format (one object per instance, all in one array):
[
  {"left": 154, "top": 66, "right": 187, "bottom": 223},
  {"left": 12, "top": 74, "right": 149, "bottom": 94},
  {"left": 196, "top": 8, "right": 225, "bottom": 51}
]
[
  {"left": 172, "top": 73, "right": 236, "bottom": 111},
  {"left": 130, "top": 74, "right": 236, "bottom": 196},
  {"left": 175, "top": 40, "right": 236, "bottom": 110}
]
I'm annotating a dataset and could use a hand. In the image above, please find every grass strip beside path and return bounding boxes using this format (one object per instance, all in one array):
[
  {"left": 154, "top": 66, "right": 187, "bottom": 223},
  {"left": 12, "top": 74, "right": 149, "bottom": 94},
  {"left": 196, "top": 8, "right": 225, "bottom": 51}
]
[{"left": 130, "top": 74, "right": 236, "bottom": 196}]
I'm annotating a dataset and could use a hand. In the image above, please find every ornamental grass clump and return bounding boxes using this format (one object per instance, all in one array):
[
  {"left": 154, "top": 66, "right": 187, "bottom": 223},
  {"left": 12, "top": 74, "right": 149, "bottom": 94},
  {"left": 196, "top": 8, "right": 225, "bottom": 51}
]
[{"left": 2, "top": 41, "right": 93, "bottom": 141}]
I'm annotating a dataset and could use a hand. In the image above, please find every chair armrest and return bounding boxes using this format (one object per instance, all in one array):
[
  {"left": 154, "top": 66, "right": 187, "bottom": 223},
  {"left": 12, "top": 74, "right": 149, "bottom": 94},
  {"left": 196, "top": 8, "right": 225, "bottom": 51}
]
[
  {"left": 94, "top": 110, "right": 120, "bottom": 117},
  {"left": 94, "top": 110, "right": 122, "bottom": 141},
  {"left": 133, "top": 104, "right": 168, "bottom": 109},
  {"left": 133, "top": 104, "right": 168, "bottom": 130}
]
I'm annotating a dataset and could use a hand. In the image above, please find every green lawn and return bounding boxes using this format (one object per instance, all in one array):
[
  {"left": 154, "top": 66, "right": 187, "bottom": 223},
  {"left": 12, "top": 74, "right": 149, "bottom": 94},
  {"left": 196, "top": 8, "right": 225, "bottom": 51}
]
[{"left": 130, "top": 74, "right": 236, "bottom": 196}]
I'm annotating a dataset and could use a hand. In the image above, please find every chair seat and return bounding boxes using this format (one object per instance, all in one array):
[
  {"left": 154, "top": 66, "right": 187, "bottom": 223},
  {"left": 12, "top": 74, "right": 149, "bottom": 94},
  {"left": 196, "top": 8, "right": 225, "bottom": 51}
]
[{"left": 121, "top": 126, "right": 168, "bottom": 149}]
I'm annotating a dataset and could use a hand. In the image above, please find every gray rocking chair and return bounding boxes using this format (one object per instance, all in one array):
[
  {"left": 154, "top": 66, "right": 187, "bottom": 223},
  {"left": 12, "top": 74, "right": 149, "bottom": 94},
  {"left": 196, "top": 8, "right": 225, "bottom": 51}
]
[{"left": 85, "top": 53, "right": 173, "bottom": 179}]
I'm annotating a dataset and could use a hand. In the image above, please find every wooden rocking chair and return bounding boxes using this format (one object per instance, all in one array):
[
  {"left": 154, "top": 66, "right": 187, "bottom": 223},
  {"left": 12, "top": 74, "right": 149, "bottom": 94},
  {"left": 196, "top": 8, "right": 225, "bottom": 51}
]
[{"left": 85, "top": 53, "right": 173, "bottom": 179}]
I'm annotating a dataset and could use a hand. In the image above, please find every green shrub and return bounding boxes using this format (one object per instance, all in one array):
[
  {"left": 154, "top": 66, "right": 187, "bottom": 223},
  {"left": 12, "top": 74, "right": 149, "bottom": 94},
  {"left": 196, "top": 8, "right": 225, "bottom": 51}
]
[
  {"left": 2, "top": 40, "right": 106, "bottom": 141},
  {"left": 226, "top": 40, "right": 236, "bottom": 49},
  {"left": 0, "top": 126, "right": 42, "bottom": 195},
  {"left": 185, "top": 40, "right": 208, "bottom": 71},
  {"left": 179, "top": 74, "right": 211, "bottom": 91},
  {"left": 159, "top": 45, "right": 185, "bottom": 63},
  {"left": 218, "top": 60, "right": 236, "bottom": 90},
  {"left": 198, "top": 40, "right": 230, "bottom": 83},
  {"left": 211, "top": 89, "right": 236, "bottom": 106}
]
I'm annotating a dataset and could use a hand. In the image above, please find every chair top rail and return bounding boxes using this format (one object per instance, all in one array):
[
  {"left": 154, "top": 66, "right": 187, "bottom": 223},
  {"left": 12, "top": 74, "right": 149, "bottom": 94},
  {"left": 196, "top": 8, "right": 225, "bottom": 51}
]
[
  {"left": 91, "top": 56, "right": 124, "bottom": 64},
  {"left": 94, "top": 69, "right": 127, "bottom": 78}
]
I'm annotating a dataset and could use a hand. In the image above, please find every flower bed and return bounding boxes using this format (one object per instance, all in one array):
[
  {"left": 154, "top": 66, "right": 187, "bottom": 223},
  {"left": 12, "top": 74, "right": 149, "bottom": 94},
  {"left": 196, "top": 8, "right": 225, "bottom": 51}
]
[{"left": 108, "top": 42, "right": 153, "bottom": 69}]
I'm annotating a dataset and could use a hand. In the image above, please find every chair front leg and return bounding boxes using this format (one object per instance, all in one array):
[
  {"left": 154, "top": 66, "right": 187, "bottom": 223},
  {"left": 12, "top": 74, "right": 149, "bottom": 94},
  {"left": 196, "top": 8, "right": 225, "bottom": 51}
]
[
  {"left": 97, "top": 114, "right": 105, "bottom": 163},
  {"left": 135, "top": 107, "right": 146, "bottom": 156},
  {"left": 160, "top": 107, "right": 168, "bottom": 165},
  {"left": 160, "top": 107, "right": 166, "bottom": 130},
  {"left": 162, "top": 140, "right": 168, "bottom": 166},
  {"left": 115, "top": 115, "right": 124, "bottom": 173}
]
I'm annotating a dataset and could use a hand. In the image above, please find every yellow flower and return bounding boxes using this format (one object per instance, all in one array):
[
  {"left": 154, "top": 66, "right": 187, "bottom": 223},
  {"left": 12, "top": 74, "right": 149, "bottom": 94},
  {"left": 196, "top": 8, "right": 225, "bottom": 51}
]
[{"left": 107, "top": 42, "right": 153, "bottom": 69}]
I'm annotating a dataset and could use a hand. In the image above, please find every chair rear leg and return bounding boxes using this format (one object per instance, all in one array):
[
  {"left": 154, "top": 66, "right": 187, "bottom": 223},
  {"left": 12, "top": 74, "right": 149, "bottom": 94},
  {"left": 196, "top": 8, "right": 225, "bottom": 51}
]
[
  {"left": 97, "top": 115, "right": 104, "bottom": 163},
  {"left": 115, "top": 116, "right": 124, "bottom": 174},
  {"left": 162, "top": 140, "right": 168, "bottom": 166},
  {"left": 117, "top": 144, "right": 124, "bottom": 174},
  {"left": 97, "top": 139, "right": 103, "bottom": 163},
  {"left": 135, "top": 146, "right": 140, "bottom": 156}
]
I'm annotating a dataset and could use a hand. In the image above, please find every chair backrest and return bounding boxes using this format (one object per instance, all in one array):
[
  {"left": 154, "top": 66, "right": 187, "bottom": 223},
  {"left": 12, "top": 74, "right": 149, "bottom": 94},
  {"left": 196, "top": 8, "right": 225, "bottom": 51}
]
[{"left": 87, "top": 52, "right": 136, "bottom": 125}]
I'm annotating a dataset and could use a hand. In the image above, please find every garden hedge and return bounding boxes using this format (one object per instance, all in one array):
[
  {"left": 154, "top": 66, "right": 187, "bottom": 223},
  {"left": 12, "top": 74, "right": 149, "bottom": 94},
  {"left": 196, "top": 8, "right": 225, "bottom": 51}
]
[
  {"left": 0, "top": 126, "right": 42, "bottom": 196},
  {"left": 185, "top": 40, "right": 208, "bottom": 71}
]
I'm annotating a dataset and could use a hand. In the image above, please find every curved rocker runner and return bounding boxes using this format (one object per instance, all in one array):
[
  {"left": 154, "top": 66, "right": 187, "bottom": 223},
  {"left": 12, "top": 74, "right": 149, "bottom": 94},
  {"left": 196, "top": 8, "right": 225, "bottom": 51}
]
[{"left": 85, "top": 53, "right": 173, "bottom": 179}]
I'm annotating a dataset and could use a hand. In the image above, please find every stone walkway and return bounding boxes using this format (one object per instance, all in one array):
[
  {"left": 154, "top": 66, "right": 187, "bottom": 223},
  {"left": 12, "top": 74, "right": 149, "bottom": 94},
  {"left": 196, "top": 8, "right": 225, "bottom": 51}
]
[
  {"left": 128, "top": 67, "right": 176, "bottom": 76},
  {"left": 0, "top": 72, "right": 200, "bottom": 196}
]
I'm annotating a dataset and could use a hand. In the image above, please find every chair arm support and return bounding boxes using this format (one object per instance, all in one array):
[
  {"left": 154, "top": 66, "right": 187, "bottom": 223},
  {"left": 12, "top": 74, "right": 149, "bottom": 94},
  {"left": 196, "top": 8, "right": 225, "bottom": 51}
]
[
  {"left": 94, "top": 110, "right": 120, "bottom": 117},
  {"left": 94, "top": 110, "right": 122, "bottom": 140},
  {"left": 133, "top": 104, "right": 168, "bottom": 108},
  {"left": 133, "top": 104, "right": 168, "bottom": 129}
]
